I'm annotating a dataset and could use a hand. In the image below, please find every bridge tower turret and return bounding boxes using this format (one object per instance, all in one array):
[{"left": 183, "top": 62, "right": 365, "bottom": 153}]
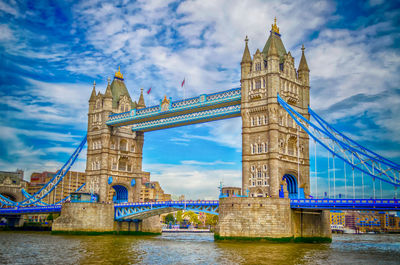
[
  {"left": 86, "top": 67, "right": 147, "bottom": 203},
  {"left": 241, "top": 19, "right": 311, "bottom": 198}
]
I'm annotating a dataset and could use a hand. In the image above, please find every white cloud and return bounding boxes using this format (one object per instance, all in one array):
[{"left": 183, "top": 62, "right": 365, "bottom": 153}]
[{"left": 143, "top": 162, "right": 241, "bottom": 200}]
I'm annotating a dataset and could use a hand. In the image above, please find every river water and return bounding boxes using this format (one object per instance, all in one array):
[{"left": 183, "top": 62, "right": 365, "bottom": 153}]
[{"left": 0, "top": 232, "right": 399, "bottom": 264}]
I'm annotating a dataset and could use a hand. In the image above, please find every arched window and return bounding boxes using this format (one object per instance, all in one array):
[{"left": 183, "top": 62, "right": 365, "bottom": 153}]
[
  {"left": 263, "top": 78, "right": 266, "bottom": 88},
  {"left": 258, "top": 171, "right": 262, "bottom": 178},
  {"left": 288, "top": 136, "right": 296, "bottom": 156},
  {"left": 255, "top": 80, "right": 261, "bottom": 89},
  {"left": 261, "top": 143, "right": 264, "bottom": 153},
  {"left": 288, "top": 115, "right": 293, "bottom": 127},
  {"left": 258, "top": 144, "right": 262, "bottom": 153},
  {"left": 258, "top": 116, "right": 261, "bottom": 125},
  {"left": 120, "top": 139, "right": 127, "bottom": 151},
  {"left": 254, "top": 144, "right": 258, "bottom": 154},
  {"left": 251, "top": 117, "right": 254, "bottom": 126},
  {"left": 264, "top": 142, "right": 268, "bottom": 153},
  {"left": 118, "top": 160, "right": 126, "bottom": 171},
  {"left": 264, "top": 116, "right": 268, "bottom": 124},
  {"left": 130, "top": 145, "right": 135, "bottom": 152}
]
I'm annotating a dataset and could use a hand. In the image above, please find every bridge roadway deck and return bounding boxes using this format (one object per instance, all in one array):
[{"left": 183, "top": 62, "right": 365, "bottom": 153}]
[
  {"left": 1, "top": 199, "right": 398, "bottom": 217},
  {"left": 106, "top": 88, "right": 241, "bottom": 131}
]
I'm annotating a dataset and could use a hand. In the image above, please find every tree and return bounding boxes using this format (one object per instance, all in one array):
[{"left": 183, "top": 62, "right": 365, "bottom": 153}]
[
  {"left": 165, "top": 213, "right": 175, "bottom": 224},
  {"left": 46, "top": 213, "right": 53, "bottom": 221},
  {"left": 183, "top": 211, "right": 200, "bottom": 225},
  {"left": 176, "top": 210, "right": 184, "bottom": 224},
  {"left": 205, "top": 213, "right": 218, "bottom": 226}
]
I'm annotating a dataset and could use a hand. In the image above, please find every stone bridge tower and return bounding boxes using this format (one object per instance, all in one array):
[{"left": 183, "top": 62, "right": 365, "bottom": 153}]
[
  {"left": 86, "top": 67, "right": 148, "bottom": 203},
  {"left": 240, "top": 19, "right": 311, "bottom": 198}
]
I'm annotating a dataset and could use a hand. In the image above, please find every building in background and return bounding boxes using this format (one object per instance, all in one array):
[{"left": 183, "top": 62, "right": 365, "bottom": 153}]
[
  {"left": 329, "top": 210, "right": 400, "bottom": 233},
  {"left": 0, "top": 169, "right": 28, "bottom": 203},
  {"left": 27, "top": 171, "right": 86, "bottom": 204},
  {"left": 140, "top": 181, "right": 171, "bottom": 202}
]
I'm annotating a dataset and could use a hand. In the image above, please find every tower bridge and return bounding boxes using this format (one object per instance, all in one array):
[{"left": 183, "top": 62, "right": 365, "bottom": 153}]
[{"left": 1, "top": 20, "right": 399, "bottom": 242}]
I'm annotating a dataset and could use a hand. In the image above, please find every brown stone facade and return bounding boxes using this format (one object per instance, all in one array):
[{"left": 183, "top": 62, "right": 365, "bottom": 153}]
[
  {"left": 52, "top": 203, "right": 114, "bottom": 232},
  {"left": 86, "top": 73, "right": 148, "bottom": 203},
  {"left": 240, "top": 22, "right": 310, "bottom": 198},
  {"left": 216, "top": 197, "right": 331, "bottom": 242}
]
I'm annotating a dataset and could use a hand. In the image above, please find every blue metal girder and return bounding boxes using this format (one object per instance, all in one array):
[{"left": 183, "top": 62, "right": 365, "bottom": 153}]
[
  {"left": 277, "top": 94, "right": 400, "bottom": 187},
  {"left": 114, "top": 200, "right": 219, "bottom": 220},
  {"left": 290, "top": 199, "right": 399, "bottom": 211},
  {"left": 106, "top": 88, "right": 241, "bottom": 131},
  {"left": 0, "top": 135, "right": 87, "bottom": 207},
  {"left": 0, "top": 205, "right": 62, "bottom": 215}
]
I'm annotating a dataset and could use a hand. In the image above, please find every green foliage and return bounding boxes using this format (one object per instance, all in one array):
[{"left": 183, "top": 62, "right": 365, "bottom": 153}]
[
  {"left": 183, "top": 211, "right": 200, "bottom": 225},
  {"left": 205, "top": 213, "right": 218, "bottom": 226},
  {"left": 176, "top": 210, "right": 183, "bottom": 224},
  {"left": 46, "top": 214, "right": 53, "bottom": 221},
  {"left": 165, "top": 213, "right": 175, "bottom": 224}
]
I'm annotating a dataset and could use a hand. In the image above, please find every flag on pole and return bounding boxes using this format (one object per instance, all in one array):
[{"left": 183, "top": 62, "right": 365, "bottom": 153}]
[
  {"left": 181, "top": 78, "right": 185, "bottom": 87},
  {"left": 147, "top": 87, "right": 151, "bottom": 94}
]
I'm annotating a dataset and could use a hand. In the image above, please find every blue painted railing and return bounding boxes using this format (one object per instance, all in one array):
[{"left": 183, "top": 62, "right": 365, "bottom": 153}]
[
  {"left": 1, "top": 199, "right": 399, "bottom": 216},
  {"left": 290, "top": 198, "right": 399, "bottom": 211}
]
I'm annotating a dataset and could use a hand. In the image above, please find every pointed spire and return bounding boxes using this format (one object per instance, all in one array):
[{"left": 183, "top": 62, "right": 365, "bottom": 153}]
[
  {"left": 267, "top": 36, "right": 279, "bottom": 57},
  {"left": 241, "top": 36, "right": 252, "bottom": 64},
  {"left": 298, "top": 44, "right": 309, "bottom": 72},
  {"left": 271, "top": 17, "right": 280, "bottom": 34},
  {"left": 115, "top": 66, "right": 124, "bottom": 80},
  {"left": 137, "top": 88, "right": 146, "bottom": 109},
  {"left": 89, "top": 81, "right": 96, "bottom": 102},
  {"left": 104, "top": 77, "right": 112, "bottom": 98}
]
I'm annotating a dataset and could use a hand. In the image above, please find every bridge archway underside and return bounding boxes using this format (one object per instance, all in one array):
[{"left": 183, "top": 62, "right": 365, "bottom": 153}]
[
  {"left": 106, "top": 88, "right": 241, "bottom": 131},
  {"left": 114, "top": 201, "right": 219, "bottom": 221}
]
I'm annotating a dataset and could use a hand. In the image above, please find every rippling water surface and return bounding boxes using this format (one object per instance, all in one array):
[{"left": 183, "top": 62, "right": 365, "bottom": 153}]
[{"left": 0, "top": 232, "right": 399, "bottom": 264}]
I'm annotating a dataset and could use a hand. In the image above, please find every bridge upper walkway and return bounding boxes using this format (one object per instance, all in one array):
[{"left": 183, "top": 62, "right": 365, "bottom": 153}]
[{"left": 106, "top": 88, "right": 241, "bottom": 131}]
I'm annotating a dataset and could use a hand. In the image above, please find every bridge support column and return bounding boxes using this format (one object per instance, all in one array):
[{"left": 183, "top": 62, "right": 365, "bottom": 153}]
[
  {"left": 215, "top": 197, "right": 331, "bottom": 243},
  {"left": 115, "top": 216, "right": 162, "bottom": 235},
  {"left": 52, "top": 203, "right": 114, "bottom": 234}
]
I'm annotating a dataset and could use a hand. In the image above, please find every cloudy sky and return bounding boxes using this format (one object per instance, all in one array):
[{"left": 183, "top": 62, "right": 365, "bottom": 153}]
[{"left": 0, "top": 0, "right": 399, "bottom": 200}]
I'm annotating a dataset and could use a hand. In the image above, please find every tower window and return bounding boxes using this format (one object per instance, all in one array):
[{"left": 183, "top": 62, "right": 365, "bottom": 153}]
[
  {"left": 255, "top": 81, "right": 261, "bottom": 89},
  {"left": 258, "top": 144, "right": 262, "bottom": 153},
  {"left": 258, "top": 116, "right": 261, "bottom": 125},
  {"left": 255, "top": 63, "right": 261, "bottom": 71}
]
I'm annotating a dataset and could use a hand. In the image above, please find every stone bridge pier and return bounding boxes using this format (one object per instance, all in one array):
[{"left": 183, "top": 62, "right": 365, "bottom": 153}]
[
  {"left": 216, "top": 197, "right": 331, "bottom": 242},
  {"left": 52, "top": 202, "right": 161, "bottom": 235}
]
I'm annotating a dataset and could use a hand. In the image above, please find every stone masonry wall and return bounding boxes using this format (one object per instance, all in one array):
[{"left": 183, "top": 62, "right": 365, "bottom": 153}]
[
  {"left": 216, "top": 197, "right": 293, "bottom": 238},
  {"left": 52, "top": 203, "right": 114, "bottom": 232},
  {"left": 292, "top": 209, "right": 331, "bottom": 239}
]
